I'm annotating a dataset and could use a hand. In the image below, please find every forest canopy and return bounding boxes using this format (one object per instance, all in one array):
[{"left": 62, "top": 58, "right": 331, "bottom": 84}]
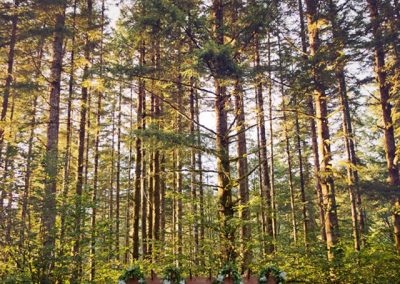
[{"left": 0, "top": 0, "right": 400, "bottom": 283}]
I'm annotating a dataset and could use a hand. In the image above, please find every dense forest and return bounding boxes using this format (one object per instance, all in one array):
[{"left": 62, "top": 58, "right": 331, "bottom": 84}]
[{"left": 0, "top": 0, "right": 400, "bottom": 282}]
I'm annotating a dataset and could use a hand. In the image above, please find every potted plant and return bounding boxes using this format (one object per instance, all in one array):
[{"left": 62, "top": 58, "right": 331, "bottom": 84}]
[
  {"left": 163, "top": 266, "right": 185, "bottom": 284},
  {"left": 258, "top": 267, "right": 286, "bottom": 284},
  {"left": 119, "top": 266, "right": 146, "bottom": 284},
  {"left": 213, "top": 263, "right": 243, "bottom": 284}
]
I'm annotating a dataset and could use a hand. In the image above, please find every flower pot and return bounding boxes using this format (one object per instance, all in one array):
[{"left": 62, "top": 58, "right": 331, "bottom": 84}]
[
  {"left": 187, "top": 277, "right": 213, "bottom": 284},
  {"left": 222, "top": 276, "right": 234, "bottom": 284},
  {"left": 266, "top": 276, "right": 277, "bottom": 284},
  {"left": 127, "top": 279, "right": 139, "bottom": 284}
]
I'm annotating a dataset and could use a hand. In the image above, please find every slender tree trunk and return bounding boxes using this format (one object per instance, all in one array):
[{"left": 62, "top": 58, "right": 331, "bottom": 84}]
[
  {"left": 141, "top": 67, "right": 148, "bottom": 257},
  {"left": 160, "top": 154, "right": 166, "bottom": 243},
  {"left": 190, "top": 76, "right": 199, "bottom": 262},
  {"left": 0, "top": 0, "right": 19, "bottom": 165},
  {"left": 305, "top": 0, "right": 339, "bottom": 260},
  {"left": 125, "top": 87, "right": 134, "bottom": 264},
  {"left": 40, "top": 3, "right": 66, "bottom": 282},
  {"left": 176, "top": 70, "right": 183, "bottom": 261},
  {"left": 147, "top": 87, "right": 154, "bottom": 256},
  {"left": 91, "top": 0, "right": 105, "bottom": 279},
  {"left": 298, "top": 0, "right": 326, "bottom": 242},
  {"left": 367, "top": 0, "right": 400, "bottom": 253},
  {"left": 153, "top": 40, "right": 161, "bottom": 249},
  {"left": 278, "top": 36, "right": 298, "bottom": 244},
  {"left": 234, "top": 79, "right": 251, "bottom": 268},
  {"left": 72, "top": 1, "right": 92, "bottom": 280},
  {"left": 109, "top": 94, "right": 116, "bottom": 259},
  {"left": 5, "top": 85, "right": 16, "bottom": 246},
  {"left": 60, "top": 0, "right": 77, "bottom": 262},
  {"left": 133, "top": 41, "right": 145, "bottom": 260},
  {"left": 255, "top": 32, "right": 274, "bottom": 253},
  {"left": 267, "top": 32, "right": 277, "bottom": 244},
  {"left": 20, "top": 36, "right": 45, "bottom": 257},
  {"left": 328, "top": 0, "right": 363, "bottom": 251},
  {"left": 256, "top": 105, "right": 267, "bottom": 249},
  {"left": 212, "top": 0, "right": 235, "bottom": 262},
  {"left": 293, "top": 94, "right": 309, "bottom": 246},
  {"left": 116, "top": 84, "right": 122, "bottom": 260},
  {"left": 196, "top": 90, "right": 205, "bottom": 263},
  {"left": 232, "top": 0, "right": 251, "bottom": 268}
]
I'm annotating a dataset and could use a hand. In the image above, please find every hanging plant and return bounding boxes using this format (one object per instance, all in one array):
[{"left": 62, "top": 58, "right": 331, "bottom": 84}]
[
  {"left": 163, "top": 266, "right": 185, "bottom": 284},
  {"left": 118, "top": 266, "right": 146, "bottom": 284},
  {"left": 258, "top": 266, "right": 286, "bottom": 284},
  {"left": 213, "top": 262, "right": 242, "bottom": 284}
]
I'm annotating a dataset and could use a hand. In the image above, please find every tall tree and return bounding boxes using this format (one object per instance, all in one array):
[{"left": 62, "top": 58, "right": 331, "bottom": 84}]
[
  {"left": 40, "top": 1, "right": 66, "bottom": 282},
  {"left": 367, "top": 0, "right": 400, "bottom": 253},
  {"left": 305, "top": 0, "right": 339, "bottom": 260}
]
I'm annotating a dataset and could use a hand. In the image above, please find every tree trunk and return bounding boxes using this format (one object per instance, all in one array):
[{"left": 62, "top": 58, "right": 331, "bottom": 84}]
[
  {"left": 60, "top": 0, "right": 77, "bottom": 261},
  {"left": 196, "top": 90, "right": 205, "bottom": 263},
  {"left": 234, "top": 79, "right": 251, "bottom": 267},
  {"left": 116, "top": 84, "right": 122, "bottom": 260},
  {"left": 267, "top": 32, "right": 277, "bottom": 244},
  {"left": 125, "top": 87, "right": 134, "bottom": 264},
  {"left": 0, "top": 0, "right": 18, "bottom": 164},
  {"left": 190, "top": 76, "right": 199, "bottom": 262},
  {"left": 278, "top": 35, "right": 298, "bottom": 244},
  {"left": 40, "top": 3, "right": 66, "bottom": 282},
  {"left": 255, "top": 32, "right": 274, "bottom": 253},
  {"left": 367, "top": 0, "right": 400, "bottom": 253},
  {"left": 141, "top": 68, "right": 148, "bottom": 257},
  {"left": 298, "top": 0, "right": 326, "bottom": 242},
  {"left": 109, "top": 94, "right": 116, "bottom": 259},
  {"left": 213, "top": 0, "right": 235, "bottom": 262},
  {"left": 91, "top": 0, "right": 105, "bottom": 279},
  {"left": 328, "top": 0, "right": 364, "bottom": 251},
  {"left": 20, "top": 36, "right": 45, "bottom": 258},
  {"left": 153, "top": 40, "right": 161, "bottom": 249},
  {"left": 305, "top": 0, "right": 339, "bottom": 260},
  {"left": 72, "top": 1, "right": 92, "bottom": 280},
  {"left": 133, "top": 41, "right": 145, "bottom": 260}
]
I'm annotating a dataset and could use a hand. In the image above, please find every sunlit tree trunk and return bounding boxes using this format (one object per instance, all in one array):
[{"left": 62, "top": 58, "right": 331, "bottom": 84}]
[
  {"left": 60, "top": 0, "right": 77, "bottom": 263},
  {"left": 72, "top": 1, "right": 92, "bottom": 280},
  {"left": 367, "top": 0, "right": 400, "bottom": 253},
  {"left": 90, "top": 0, "right": 105, "bottom": 279},
  {"left": 305, "top": 0, "right": 339, "bottom": 260},
  {"left": 298, "top": 0, "right": 326, "bottom": 242},
  {"left": 0, "top": 0, "right": 19, "bottom": 166}
]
